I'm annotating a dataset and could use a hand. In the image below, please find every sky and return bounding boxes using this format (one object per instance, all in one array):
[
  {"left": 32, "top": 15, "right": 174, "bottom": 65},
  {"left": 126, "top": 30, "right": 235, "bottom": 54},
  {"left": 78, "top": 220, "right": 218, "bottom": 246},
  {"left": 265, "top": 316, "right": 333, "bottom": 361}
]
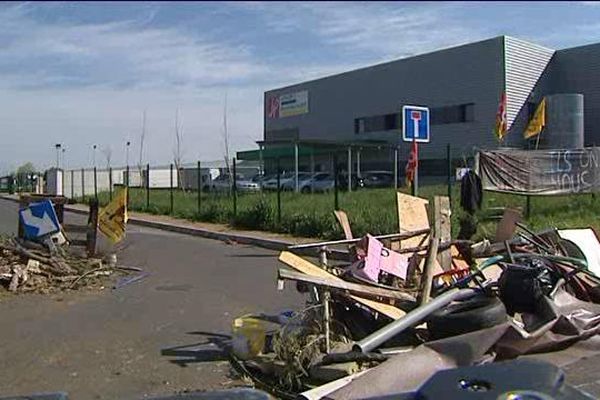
[{"left": 1, "top": 1, "right": 600, "bottom": 174}]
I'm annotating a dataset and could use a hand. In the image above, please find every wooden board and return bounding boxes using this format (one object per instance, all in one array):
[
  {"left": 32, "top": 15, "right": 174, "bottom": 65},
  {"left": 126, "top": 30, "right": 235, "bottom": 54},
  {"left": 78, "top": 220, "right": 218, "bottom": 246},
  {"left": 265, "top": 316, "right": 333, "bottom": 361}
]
[
  {"left": 397, "top": 193, "right": 429, "bottom": 250},
  {"left": 334, "top": 210, "right": 353, "bottom": 240},
  {"left": 495, "top": 208, "right": 522, "bottom": 242},
  {"left": 278, "top": 268, "right": 415, "bottom": 302},
  {"left": 434, "top": 196, "right": 452, "bottom": 271},
  {"left": 278, "top": 251, "right": 406, "bottom": 319}
]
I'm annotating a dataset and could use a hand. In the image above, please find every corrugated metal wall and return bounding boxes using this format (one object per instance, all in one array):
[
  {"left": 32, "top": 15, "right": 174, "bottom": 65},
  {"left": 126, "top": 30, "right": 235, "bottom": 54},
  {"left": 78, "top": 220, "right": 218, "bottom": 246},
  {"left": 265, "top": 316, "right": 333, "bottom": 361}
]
[
  {"left": 265, "top": 37, "right": 506, "bottom": 161},
  {"left": 504, "top": 36, "right": 554, "bottom": 129},
  {"left": 551, "top": 42, "right": 600, "bottom": 147}
]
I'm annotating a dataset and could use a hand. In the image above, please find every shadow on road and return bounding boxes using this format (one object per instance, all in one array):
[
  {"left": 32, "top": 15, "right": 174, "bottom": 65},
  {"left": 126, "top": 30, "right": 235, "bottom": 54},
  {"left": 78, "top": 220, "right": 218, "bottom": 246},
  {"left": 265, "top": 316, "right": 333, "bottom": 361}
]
[
  {"left": 161, "top": 331, "right": 231, "bottom": 367},
  {"left": 228, "top": 253, "right": 275, "bottom": 258}
]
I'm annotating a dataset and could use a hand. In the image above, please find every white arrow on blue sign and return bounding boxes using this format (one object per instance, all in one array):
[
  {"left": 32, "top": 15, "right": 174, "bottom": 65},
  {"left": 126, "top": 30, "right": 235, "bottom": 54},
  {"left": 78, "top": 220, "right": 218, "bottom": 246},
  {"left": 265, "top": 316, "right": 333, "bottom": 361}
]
[
  {"left": 402, "top": 105, "right": 430, "bottom": 143},
  {"left": 19, "top": 200, "right": 60, "bottom": 239}
]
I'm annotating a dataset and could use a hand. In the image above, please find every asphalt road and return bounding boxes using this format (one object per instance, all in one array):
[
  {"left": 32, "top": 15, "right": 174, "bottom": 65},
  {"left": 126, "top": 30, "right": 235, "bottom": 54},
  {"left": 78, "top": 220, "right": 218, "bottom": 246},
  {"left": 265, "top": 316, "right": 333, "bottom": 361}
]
[{"left": 0, "top": 199, "right": 303, "bottom": 399}]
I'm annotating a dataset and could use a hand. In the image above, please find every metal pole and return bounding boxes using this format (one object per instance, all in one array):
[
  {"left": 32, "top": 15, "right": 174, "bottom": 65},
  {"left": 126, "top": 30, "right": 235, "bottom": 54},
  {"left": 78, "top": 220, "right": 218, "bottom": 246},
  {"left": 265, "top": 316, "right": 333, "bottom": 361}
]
[
  {"left": 347, "top": 146, "right": 352, "bottom": 192},
  {"left": 93, "top": 166, "right": 98, "bottom": 201},
  {"left": 197, "top": 161, "right": 201, "bottom": 214},
  {"left": 232, "top": 157, "right": 237, "bottom": 217},
  {"left": 334, "top": 153, "right": 339, "bottom": 210},
  {"left": 146, "top": 163, "right": 150, "bottom": 209},
  {"left": 357, "top": 148, "right": 361, "bottom": 179},
  {"left": 447, "top": 143, "right": 452, "bottom": 204},
  {"left": 170, "top": 163, "right": 174, "bottom": 215},
  {"left": 353, "top": 288, "right": 476, "bottom": 353},
  {"left": 108, "top": 167, "right": 113, "bottom": 201},
  {"left": 126, "top": 164, "right": 130, "bottom": 208},
  {"left": 310, "top": 147, "right": 315, "bottom": 194},
  {"left": 294, "top": 142, "right": 299, "bottom": 192},
  {"left": 394, "top": 147, "right": 398, "bottom": 190},
  {"left": 277, "top": 157, "right": 281, "bottom": 225},
  {"left": 412, "top": 141, "right": 419, "bottom": 197}
]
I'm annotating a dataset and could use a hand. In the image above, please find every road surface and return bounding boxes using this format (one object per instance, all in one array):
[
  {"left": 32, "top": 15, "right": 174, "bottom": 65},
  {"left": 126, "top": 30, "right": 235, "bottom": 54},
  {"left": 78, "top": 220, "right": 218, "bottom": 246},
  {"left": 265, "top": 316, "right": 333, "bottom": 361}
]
[{"left": 0, "top": 199, "right": 303, "bottom": 399}]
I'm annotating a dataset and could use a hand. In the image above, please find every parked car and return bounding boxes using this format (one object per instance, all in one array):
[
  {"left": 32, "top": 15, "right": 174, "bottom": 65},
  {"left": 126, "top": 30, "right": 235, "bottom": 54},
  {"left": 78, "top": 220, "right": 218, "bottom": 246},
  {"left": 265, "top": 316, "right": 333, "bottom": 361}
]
[
  {"left": 358, "top": 171, "right": 395, "bottom": 189},
  {"left": 211, "top": 173, "right": 260, "bottom": 192},
  {"left": 302, "top": 172, "right": 335, "bottom": 193},
  {"left": 281, "top": 172, "right": 313, "bottom": 191},
  {"left": 261, "top": 172, "right": 295, "bottom": 190}
]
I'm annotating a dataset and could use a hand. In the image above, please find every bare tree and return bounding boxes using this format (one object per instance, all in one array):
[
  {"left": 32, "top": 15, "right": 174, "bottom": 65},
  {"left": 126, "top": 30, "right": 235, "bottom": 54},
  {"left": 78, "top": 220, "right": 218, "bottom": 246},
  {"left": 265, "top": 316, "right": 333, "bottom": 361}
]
[
  {"left": 222, "top": 92, "right": 231, "bottom": 182},
  {"left": 101, "top": 146, "right": 113, "bottom": 170},
  {"left": 173, "top": 108, "right": 185, "bottom": 192},
  {"left": 138, "top": 109, "right": 147, "bottom": 179}
]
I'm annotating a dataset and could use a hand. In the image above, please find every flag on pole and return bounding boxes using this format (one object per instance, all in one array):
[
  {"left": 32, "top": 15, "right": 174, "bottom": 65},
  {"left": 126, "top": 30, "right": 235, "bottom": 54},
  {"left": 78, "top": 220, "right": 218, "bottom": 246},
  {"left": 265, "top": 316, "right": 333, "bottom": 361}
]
[
  {"left": 405, "top": 140, "right": 418, "bottom": 187},
  {"left": 98, "top": 187, "right": 128, "bottom": 243},
  {"left": 494, "top": 92, "right": 508, "bottom": 141},
  {"left": 524, "top": 98, "right": 547, "bottom": 139}
]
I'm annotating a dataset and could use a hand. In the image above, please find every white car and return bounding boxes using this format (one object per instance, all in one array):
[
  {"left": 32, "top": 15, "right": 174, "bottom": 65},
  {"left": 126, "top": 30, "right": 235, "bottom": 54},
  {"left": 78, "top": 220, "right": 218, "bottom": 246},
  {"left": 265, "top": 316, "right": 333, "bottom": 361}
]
[{"left": 211, "top": 174, "right": 260, "bottom": 192}]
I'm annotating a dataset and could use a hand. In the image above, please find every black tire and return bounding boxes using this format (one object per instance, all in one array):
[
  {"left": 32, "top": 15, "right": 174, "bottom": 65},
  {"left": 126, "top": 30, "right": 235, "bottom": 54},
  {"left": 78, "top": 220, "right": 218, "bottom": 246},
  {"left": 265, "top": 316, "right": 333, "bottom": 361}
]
[{"left": 427, "top": 295, "right": 507, "bottom": 340}]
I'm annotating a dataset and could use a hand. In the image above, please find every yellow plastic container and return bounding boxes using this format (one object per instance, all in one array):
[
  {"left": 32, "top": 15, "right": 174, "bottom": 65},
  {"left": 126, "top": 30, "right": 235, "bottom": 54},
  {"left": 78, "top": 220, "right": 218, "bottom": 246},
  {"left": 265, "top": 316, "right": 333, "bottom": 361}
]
[{"left": 232, "top": 316, "right": 266, "bottom": 360}]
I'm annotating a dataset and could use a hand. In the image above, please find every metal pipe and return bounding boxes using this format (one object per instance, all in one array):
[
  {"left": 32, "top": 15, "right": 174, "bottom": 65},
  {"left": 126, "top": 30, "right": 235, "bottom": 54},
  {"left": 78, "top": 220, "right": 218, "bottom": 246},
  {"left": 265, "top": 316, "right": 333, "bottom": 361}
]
[
  {"left": 353, "top": 288, "right": 477, "bottom": 353},
  {"left": 289, "top": 228, "right": 430, "bottom": 249},
  {"left": 419, "top": 236, "right": 439, "bottom": 306}
]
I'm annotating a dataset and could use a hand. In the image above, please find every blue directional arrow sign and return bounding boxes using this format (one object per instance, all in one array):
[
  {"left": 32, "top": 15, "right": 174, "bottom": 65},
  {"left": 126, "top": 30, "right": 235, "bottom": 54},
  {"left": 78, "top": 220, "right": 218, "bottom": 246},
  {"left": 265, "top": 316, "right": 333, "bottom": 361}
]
[
  {"left": 19, "top": 200, "right": 60, "bottom": 239},
  {"left": 402, "top": 105, "right": 430, "bottom": 143}
]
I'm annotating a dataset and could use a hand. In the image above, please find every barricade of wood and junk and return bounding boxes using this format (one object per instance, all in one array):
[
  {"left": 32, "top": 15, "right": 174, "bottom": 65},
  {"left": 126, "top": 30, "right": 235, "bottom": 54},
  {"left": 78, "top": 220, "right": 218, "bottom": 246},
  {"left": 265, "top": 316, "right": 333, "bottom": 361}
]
[{"left": 228, "top": 190, "right": 600, "bottom": 399}]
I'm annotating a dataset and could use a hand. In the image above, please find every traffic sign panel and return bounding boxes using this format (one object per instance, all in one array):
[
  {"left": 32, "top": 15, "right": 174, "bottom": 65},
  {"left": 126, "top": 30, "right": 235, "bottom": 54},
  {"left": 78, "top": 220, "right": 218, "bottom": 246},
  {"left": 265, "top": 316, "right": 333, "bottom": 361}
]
[
  {"left": 402, "top": 105, "right": 430, "bottom": 143},
  {"left": 19, "top": 200, "right": 60, "bottom": 239}
]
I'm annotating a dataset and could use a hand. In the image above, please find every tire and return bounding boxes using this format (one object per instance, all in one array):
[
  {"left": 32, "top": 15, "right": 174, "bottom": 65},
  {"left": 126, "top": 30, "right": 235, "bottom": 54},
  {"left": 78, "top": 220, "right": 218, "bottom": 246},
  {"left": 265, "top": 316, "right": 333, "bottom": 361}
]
[{"left": 427, "top": 295, "right": 507, "bottom": 340}]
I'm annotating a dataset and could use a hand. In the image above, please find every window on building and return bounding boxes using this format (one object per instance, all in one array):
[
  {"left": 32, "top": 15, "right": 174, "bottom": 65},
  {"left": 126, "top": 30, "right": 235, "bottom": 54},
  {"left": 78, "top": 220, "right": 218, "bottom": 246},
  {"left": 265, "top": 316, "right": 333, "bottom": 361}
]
[
  {"left": 355, "top": 113, "right": 399, "bottom": 134},
  {"left": 430, "top": 103, "right": 475, "bottom": 125},
  {"left": 355, "top": 103, "right": 474, "bottom": 134}
]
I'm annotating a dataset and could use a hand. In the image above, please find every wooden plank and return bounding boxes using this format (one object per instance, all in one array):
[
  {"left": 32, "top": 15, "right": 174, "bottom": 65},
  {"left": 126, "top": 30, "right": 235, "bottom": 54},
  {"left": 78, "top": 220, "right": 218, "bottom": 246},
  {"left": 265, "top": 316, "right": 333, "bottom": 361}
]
[
  {"left": 334, "top": 210, "right": 353, "bottom": 240},
  {"left": 495, "top": 208, "right": 522, "bottom": 242},
  {"left": 434, "top": 196, "right": 452, "bottom": 271},
  {"left": 278, "top": 268, "right": 415, "bottom": 302},
  {"left": 278, "top": 251, "right": 406, "bottom": 319},
  {"left": 397, "top": 193, "right": 429, "bottom": 250}
]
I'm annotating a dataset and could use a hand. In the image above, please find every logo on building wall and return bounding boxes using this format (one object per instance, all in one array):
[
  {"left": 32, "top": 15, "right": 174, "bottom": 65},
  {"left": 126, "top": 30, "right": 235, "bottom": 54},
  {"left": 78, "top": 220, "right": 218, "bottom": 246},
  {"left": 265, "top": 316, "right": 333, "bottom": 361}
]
[{"left": 267, "top": 90, "right": 309, "bottom": 119}]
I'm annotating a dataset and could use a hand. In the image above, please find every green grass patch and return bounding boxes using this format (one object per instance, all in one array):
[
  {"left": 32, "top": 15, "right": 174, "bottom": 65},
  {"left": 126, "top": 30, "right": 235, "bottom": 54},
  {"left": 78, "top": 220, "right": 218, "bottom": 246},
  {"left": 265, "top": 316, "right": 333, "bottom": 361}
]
[{"left": 84, "top": 185, "right": 600, "bottom": 240}]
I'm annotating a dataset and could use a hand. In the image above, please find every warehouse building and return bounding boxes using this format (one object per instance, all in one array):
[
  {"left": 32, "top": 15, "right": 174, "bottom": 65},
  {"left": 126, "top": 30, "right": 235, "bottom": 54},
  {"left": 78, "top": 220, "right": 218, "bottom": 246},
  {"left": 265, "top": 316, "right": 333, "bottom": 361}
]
[{"left": 239, "top": 36, "right": 600, "bottom": 181}]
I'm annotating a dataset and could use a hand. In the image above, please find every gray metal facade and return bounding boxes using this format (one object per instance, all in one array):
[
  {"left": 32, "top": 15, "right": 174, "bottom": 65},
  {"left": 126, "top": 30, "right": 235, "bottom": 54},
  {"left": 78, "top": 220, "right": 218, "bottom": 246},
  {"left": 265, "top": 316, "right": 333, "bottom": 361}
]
[{"left": 264, "top": 36, "right": 600, "bottom": 162}]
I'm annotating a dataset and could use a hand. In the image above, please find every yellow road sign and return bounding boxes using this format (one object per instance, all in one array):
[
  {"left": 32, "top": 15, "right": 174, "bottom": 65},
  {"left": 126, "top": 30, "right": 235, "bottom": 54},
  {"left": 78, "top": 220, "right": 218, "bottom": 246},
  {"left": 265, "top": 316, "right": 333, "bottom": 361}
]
[{"left": 98, "top": 188, "right": 128, "bottom": 243}]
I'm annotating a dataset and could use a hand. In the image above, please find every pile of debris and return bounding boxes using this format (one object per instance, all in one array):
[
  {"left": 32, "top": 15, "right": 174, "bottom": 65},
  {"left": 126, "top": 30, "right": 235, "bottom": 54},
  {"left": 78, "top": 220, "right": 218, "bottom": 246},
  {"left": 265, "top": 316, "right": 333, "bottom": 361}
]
[
  {"left": 0, "top": 234, "right": 133, "bottom": 294},
  {"left": 229, "top": 193, "right": 600, "bottom": 399}
]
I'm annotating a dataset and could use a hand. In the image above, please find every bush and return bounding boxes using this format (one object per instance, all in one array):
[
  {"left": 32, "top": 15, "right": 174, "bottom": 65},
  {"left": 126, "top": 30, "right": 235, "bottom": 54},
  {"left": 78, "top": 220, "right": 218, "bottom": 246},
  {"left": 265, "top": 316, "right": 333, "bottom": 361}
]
[{"left": 233, "top": 197, "right": 274, "bottom": 230}]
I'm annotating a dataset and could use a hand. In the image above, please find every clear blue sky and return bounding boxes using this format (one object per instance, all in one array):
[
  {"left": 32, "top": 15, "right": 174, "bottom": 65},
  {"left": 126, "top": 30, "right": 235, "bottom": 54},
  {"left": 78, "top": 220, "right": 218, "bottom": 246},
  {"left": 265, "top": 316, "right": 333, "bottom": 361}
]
[{"left": 1, "top": 1, "right": 600, "bottom": 173}]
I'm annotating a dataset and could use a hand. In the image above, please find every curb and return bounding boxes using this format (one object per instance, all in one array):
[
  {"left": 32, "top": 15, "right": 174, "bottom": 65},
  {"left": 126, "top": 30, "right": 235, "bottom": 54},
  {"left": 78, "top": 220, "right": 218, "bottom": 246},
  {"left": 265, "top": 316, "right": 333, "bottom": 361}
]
[{"left": 0, "top": 196, "right": 348, "bottom": 260}]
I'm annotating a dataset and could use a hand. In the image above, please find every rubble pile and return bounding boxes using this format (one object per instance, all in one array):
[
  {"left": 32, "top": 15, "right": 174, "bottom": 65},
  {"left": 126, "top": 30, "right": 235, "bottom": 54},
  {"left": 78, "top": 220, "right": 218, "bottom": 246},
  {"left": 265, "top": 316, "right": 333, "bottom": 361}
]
[
  {"left": 228, "top": 194, "right": 600, "bottom": 399},
  {"left": 0, "top": 235, "right": 127, "bottom": 294}
]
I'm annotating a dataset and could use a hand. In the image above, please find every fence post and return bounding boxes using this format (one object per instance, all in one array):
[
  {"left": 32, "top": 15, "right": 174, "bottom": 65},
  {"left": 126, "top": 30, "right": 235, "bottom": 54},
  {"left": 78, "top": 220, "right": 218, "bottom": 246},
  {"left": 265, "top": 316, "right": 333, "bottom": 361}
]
[
  {"left": 277, "top": 157, "right": 281, "bottom": 225},
  {"left": 447, "top": 143, "right": 452, "bottom": 205},
  {"left": 170, "top": 163, "right": 174, "bottom": 215},
  {"left": 71, "top": 169, "right": 74, "bottom": 200},
  {"left": 197, "top": 161, "right": 201, "bottom": 214},
  {"left": 146, "top": 163, "right": 150, "bottom": 209},
  {"left": 232, "top": 158, "right": 237, "bottom": 218},
  {"left": 526, "top": 195, "right": 531, "bottom": 219},
  {"left": 394, "top": 147, "right": 399, "bottom": 190},
  {"left": 81, "top": 168, "right": 85, "bottom": 201},
  {"left": 126, "top": 165, "right": 130, "bottom": 208},
  {"left": 93, "top": 166, "right": 98, "bottom": 201},
  {"left": 334, "top": 153, "right": 339, "bottom": 211},
  {"left": 108, "top": 167, "right": 113, "bottom": 201}
]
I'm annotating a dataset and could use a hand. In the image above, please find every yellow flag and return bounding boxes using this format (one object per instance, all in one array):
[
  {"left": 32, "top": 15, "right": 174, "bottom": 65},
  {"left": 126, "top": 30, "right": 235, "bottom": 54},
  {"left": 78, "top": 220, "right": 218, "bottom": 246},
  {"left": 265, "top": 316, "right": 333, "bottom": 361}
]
[
  {"left": 524, "top": 98, "right": 546, "bottom": 139},
  {"left": 98, "top": 187, "right": 128, "bottom": 243}
]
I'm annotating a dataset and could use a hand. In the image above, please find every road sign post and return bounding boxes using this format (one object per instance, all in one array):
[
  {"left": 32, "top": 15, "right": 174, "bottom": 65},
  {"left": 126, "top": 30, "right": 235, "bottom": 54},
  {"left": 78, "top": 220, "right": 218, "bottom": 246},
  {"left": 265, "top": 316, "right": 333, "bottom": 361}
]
[{"left": 402, "top": 105, "right": 430, "bottom": 197}]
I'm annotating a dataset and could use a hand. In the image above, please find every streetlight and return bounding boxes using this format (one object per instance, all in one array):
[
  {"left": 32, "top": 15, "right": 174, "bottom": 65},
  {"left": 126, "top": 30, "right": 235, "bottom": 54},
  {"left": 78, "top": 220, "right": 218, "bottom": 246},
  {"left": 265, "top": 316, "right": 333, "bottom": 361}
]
[
  {"left": 54, "top": 143, "right": 62, "bottom": 168},
  {"left": 126, "top": 141, "right": 131, "bottom": 166},
  {"left": 93, "top": 144, "right": 97, "bottom": 168}
]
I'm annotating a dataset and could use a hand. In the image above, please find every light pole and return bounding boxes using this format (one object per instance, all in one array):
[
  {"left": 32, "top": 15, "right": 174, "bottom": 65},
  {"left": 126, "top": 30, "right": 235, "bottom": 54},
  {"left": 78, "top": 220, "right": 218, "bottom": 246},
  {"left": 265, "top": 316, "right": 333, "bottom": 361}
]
[
  {"left": 92, "top": 144, "right": 97, "bottom": 168},
  {"left": 62, "top": 148, "right": 66, "bottom": 169},
  {"left": 126, "top": 141, "right": 131, "bottom": 166},
  {"left": 55, "top": 143, "right": 62, "bottom": 168}
]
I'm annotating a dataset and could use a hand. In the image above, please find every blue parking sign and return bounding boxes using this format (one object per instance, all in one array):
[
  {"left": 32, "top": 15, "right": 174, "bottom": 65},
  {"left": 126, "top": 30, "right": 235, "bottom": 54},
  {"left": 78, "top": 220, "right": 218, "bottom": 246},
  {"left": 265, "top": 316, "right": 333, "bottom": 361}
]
[{"left": 402, "top": 105, "right": 430, "bottom": 143}]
